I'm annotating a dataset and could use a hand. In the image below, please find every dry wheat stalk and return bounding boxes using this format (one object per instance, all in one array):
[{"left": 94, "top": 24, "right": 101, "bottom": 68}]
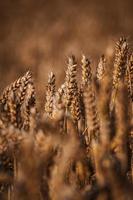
[
  {"left": 63, "top": 55, "right": 78, "bottom": 133},
  {"left": 83, "top": 84, "right": 100, "bottom": 148},
  {"left": 97, "top": 75, "right": 112, "bottom": 147},
  {"left": 90, "top": 75, "right": 112, "bottom": 190},
  {"left": 77, "top": 55, "right": 93, "bottom": 139},
  {"left": 113, "top": 82, "right": 129, "bottom": 173},
  {"left": 111, "top": 37, "right": 129, "bottom": 111}
]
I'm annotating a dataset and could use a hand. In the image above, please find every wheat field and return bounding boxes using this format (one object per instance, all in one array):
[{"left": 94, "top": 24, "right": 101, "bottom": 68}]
[{"left": 0, "top": 37, "right": 132, "bottom": 200}]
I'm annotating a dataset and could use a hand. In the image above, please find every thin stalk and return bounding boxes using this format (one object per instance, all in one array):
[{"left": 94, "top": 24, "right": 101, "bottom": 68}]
[{"left": 64, "top": 107, "right": 68, "bottom": 134}]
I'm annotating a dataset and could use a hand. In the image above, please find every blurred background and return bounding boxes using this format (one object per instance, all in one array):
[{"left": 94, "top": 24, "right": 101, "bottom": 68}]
[{"left": 0, "top": 0, "right": 132, "bottom": 98}]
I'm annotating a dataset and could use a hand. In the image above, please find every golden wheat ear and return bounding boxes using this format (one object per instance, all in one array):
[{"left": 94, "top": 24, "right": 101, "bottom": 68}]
[
  {"left": 81, "top": 55, "right": 92, "bottom": 87},
  {"left": 111, "top": 37, "right": 129, "bottom": 112},
  {"left": 6, "top": 90, "right": 17, "bottom": 127},
  {"left": 70, "top": 81, "right": 81, "bottom": 123},
  {"left": 45, "top": 72, "right": 56, "bottom": 119},
  {"left": 96, "top": 54, "right": 106, "bottom": 81},
  {"left": 0, "top": 71, "right": 33, "bottom": 127},
  {"left": 17, "top": 71, "right": 32, "bottom": 106},
  {"left": 64, "top": 55, "right": 77, "bottom": 107},
  {"left": 62, "top": 55, "right": 78, "bottom": 133},
  {"left": 113, "top": 37, "right": 129, "bottom": 86},
  {"left": 0, "top": 77, "right": 22, "bottom": 105},
  {"left": 21, "top": 78, "right": 36, "bottom": 131}
]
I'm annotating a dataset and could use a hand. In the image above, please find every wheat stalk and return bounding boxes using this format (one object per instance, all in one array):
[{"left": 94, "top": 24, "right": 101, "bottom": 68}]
[{"left": 83, "top": 83, "right": 100, "bottom": 148}]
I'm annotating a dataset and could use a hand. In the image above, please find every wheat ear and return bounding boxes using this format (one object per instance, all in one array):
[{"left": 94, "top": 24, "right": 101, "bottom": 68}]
[
  {"left": 111, "top": 37, "right": 128, "bottom": 111},
  {"left": 45, "top": 72, "right": 56, "bottom": 119}
]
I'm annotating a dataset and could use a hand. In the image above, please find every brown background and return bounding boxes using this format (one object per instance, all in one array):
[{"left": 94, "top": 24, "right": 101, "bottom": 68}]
[{"left": 0, "top": 0, "right": 132, "bottom": 95}]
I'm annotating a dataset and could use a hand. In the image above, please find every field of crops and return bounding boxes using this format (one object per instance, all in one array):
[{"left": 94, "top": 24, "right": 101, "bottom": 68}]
[{"left": 0, "top": 37, "right": 132, "bottom": 200}]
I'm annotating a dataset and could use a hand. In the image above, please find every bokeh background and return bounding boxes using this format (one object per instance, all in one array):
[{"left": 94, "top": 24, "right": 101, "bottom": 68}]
[{"left": 0, "top": 0, "right": 133, "bottom": 98}]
